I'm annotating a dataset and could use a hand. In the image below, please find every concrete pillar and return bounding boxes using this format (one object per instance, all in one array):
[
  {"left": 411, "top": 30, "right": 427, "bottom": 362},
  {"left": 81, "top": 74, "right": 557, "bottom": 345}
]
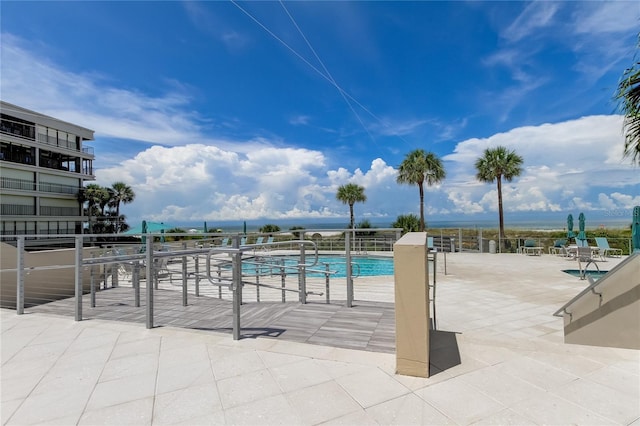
[{"left": 393, "top": 232, "right": 430, "bottom": 377}]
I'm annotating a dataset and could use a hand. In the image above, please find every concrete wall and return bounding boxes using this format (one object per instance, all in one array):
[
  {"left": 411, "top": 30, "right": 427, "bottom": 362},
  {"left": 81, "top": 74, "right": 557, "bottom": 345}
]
[
  {"left": 564, "top": 254, "right": 640, "bottom": 350},
  {"left": 393, "top": 232, "right": 430, "bottom": 377},
  {"left": 0, "top": 242, "right": 105, "bottom": 309}
]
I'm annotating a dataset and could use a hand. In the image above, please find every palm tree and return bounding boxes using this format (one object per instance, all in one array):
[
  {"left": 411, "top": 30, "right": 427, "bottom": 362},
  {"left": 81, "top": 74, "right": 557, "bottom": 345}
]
[
  {"left": 615, "top": 35, "right": 640, "bottom": 165},
  {"left": 475, "top": 146, "right": 523, "bottom": 244},
  {"left": 336, "top": 183, "right": 367, "bottom": 229},
  {"left": 396, "top": 149, "right": 446, "bottom": 232},
  {"left": 109, "top": 182, "right": 135, "bottom": 233},
  {"left": 79, "top": 184, "right": 108, "bottom": 234}
]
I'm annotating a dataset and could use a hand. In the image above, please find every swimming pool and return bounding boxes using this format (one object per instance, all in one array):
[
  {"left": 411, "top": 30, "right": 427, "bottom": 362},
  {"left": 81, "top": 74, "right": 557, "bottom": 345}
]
[
  {"left": 246, "top": 255, "right": 394, "bottom": 278},
  {"left": 562, "top": 269, "right": 608, "bottom": 280}
]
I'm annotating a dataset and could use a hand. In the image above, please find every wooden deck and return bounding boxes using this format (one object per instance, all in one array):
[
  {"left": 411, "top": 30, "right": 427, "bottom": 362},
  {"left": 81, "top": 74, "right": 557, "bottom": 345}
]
[{"left": 27, "top": 287, "right": 396, "bottom": 353}]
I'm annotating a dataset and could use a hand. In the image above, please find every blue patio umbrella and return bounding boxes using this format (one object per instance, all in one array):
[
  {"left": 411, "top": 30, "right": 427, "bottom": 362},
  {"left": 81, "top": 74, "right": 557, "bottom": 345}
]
[
  {"left": 141, "top": 220, "right": 148, "bottom": 245},
  {"left": 577, "top": 212, "right": 586, "bottom": 241},
  {"left": 567, "top": 214, "right": 575, "bottom": 238},
  {"left": 632, "top": 206, "right": 640, "bottom": 253},
  {"left": 243, "top": 221, "right": 247, "bottom": 234},
  {"left": 203, "top": 221, "right": 208, "bottom": 233}
]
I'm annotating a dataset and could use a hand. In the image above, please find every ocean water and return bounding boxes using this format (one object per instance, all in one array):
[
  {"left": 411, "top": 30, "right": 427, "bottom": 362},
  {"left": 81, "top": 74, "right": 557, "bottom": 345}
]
[{"left": 179, "top": 215, "right": 632, "bottom": 233}]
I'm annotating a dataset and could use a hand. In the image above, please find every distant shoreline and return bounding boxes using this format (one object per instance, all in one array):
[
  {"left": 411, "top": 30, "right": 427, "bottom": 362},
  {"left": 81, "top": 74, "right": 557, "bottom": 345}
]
[{"left": 176, "top": 218, "right": 631, "bottom": 234}]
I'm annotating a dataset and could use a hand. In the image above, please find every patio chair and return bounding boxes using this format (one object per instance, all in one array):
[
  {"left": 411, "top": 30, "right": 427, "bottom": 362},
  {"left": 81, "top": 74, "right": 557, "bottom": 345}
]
[
  {"left": 576, "top": 246, "right": 600, "bottom": 280},
  {"left": 594, "top": 237, "right": 622, "bottom": 258},
  {"left": 521, "top": 239, "right": 543, "bottom": 256},
  {"left": 549, "top": 239, "right": 567, "bottom": 255}
]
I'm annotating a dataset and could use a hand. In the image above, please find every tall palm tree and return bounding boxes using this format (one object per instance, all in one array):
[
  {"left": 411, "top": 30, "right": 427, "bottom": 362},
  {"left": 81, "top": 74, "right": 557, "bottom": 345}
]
[
  {"left": 109, "top": 182, "right": 135, "bottom": 233},
  {"left": 396, "top": 149, "right": 446, "bottom": 232},
  {"left": 79, "top": 184, "right": 108, "bottom": 234},
  {"left": 475, "top": 146, "right": 523, "bottom": 243},
  {"left": 336, "top": 183, "right": 367, "bottom": 229},
  {"left": 615, "top": 36, "right": 640, "bottom": 165}
]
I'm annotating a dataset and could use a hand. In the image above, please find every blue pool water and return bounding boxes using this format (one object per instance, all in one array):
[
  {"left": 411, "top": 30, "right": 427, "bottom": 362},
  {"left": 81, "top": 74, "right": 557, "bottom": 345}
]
[
  {"left": 246, "top": 255, "right": 394, "bottom": 278},
  {"left": 562, "top": 269, "right": 608, "bottom": 279}
]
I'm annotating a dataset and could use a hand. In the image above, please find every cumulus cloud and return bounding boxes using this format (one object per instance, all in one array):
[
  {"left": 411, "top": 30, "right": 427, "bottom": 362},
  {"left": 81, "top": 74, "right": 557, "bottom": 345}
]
[{"left": 443, "top": 115, "right": 639, "bottom": 216}]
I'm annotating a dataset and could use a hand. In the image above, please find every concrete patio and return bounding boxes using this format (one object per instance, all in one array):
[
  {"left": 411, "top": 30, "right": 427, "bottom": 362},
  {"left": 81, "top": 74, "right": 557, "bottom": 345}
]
[{"left": 1, "top": 252, "right": 639, "bottom": 425}]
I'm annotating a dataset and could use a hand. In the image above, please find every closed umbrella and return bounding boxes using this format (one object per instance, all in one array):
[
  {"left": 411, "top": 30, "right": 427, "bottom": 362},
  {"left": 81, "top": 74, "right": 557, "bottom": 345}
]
[
  {"left": 633, "top": 206, "right": 640, "bottom": 253},
  {"left": 577, "top": 212, "right": 586, "bottom": 241},
  {"left": 243, "top": 221, "right": 247, "bottom": 235},
  {"left": 567, "top": 214, "right": 575, "bottom": 239},
  {"left": 141, "top": 220, "right": 148, "bottom": 245},
  {"left": 203, "top": 221, "right": 208, "bottom": 233}
]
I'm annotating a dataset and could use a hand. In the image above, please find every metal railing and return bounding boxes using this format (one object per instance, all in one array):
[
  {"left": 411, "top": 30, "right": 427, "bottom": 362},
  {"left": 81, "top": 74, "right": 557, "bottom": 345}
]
[
  {"left": 553, "top": 252, "right": 639, "bottom": 319},
  {"left": 4, "top": 233, "right": 370, "bottom": 340}
]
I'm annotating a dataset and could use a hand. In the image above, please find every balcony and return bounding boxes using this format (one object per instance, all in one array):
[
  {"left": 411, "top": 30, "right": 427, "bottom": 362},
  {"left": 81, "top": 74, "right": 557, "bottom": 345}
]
[
  {"left": 40, "top": 206, "right": 80, "bottom": 216},
  {"left": 1, "top": 177, "right": 36, "bottom": 192},
  {"left": 1, "top": 204, "right": 36, "bottom": 216}
]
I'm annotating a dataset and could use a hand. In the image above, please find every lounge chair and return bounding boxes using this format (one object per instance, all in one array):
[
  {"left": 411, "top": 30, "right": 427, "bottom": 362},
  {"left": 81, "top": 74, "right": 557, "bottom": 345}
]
[
  {"left": 521, "top": 239, "right": 543, "bottom": 256},
  {"left": 594, "top": 237, "right": 622, "bottom": 258},
  {"left": 219, "top": 237, "right": 229, "bottom": 247},
  {"left": 549, "top": 239, "right": 567, "bottom": 256}
]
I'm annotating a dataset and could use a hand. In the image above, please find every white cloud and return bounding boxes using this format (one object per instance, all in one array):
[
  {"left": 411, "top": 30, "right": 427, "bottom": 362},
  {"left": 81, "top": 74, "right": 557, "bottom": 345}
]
[
  {"left": 443, "top": 115, "right": 640, "bottom": 215},
  {"left": 289, "top": 115, "right": 311, "bottom": 125},
  {"left": 2, "top": 30, "right": 638, "bottom": 226},
  {"left": 501, "top": 2, "right": 559, "bottom": 42}
]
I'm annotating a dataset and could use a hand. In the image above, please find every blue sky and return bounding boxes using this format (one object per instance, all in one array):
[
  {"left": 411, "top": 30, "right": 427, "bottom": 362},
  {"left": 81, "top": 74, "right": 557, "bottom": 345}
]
[{"left": 2, "top": 1, "right": 639, "bottom": 228}]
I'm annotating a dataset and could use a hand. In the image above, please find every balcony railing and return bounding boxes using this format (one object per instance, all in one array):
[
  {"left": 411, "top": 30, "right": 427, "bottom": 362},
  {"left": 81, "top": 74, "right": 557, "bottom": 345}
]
[
  {"left": 40, "top": 206, "right": 79, "bottom": 216},
  {"left": 1, "top": 204, "right": 36, "bottom": 215},
  {"left": 1, "top": 177, "right": 79, "bottom": 195},
  {"left": 1, "top": 177, "right": 36, "bottom": 191}
]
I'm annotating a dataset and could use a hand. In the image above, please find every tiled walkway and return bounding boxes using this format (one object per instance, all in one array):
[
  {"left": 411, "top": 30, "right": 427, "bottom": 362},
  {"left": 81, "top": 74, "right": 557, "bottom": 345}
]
[{"left": 2, "top": 253, "right": 639, "bottom": 425}]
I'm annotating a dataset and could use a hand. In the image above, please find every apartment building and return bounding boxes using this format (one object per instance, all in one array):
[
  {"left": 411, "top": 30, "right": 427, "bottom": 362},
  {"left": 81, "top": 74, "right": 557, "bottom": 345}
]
[{"left": 0, "top": 101, "right": 95, "bottom": 242}]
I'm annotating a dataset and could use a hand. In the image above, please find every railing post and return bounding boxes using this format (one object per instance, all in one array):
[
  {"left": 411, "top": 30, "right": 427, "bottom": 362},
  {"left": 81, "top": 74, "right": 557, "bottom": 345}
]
[
  {"left": 182, "top": 242, "right": 188, "bottom": 307},
  {"left": 74, "top": 236, "right": 83, "bottom": 322},
  {"left": 133, "top": 262, "right": 140, "bottom": 307},
  {"left": 280, "top": 266, "right": 286, "bottom": 302},
  {"left": 299, "top": 243, "right": 307, "bottom": 304},
  {"left": 231, "top": 249, "right": 242, "bottom": 340},
  {"left": 16, "top": 236, "right": 24, "bottom": 315},
  {"left": 325, "top": 263, "right": 330, "bottom": 304},
  {"left": 255, "top": 264, "right": 260, "bottom": 302},
  {"left": 146, "top": 236, "right": 153, "bottom": 329},
  {"left": 194, "top": 256, "right": 200, "bottom": 297},
  {"left": 90, "top": 264, "right": 96, "bottom": 308},
  {"left": 346, "top": 231, "right": 353, "bottom": 307}
]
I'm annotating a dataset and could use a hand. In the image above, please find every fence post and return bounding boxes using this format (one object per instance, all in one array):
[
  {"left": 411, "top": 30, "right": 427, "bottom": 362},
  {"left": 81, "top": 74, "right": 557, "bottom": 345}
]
[
  {"left": 346, "top": 231, "right": 353, "bottom": 307},
  {"left": 16, "top": 236, "right": 24, "bottom": 315},
  {"left": 74, "top": 236, "right": 83, "bottom": 322},
  {"left": 299, "top": 243, "right": 307, "bottom": 304},
  {"left": 231, "top": 249, "right": 242, "bottom": 340},
  {"left": 194, "top": 256, "right": 200, "bottom": 297},
  {"left": 133, "top": 262, "right": 140, "bottom": 307},
  {"left": 325, "top": 263, "right": 330, "bottom": 304},
  {"left": 182, "top": 242, "right": 188, "bottom": 307},
  {"left": 281, "top": 266, "right": 286, "bottom": 302},
  {"left": 146, "top": 236, "right": 153, "bottom": 329}
]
